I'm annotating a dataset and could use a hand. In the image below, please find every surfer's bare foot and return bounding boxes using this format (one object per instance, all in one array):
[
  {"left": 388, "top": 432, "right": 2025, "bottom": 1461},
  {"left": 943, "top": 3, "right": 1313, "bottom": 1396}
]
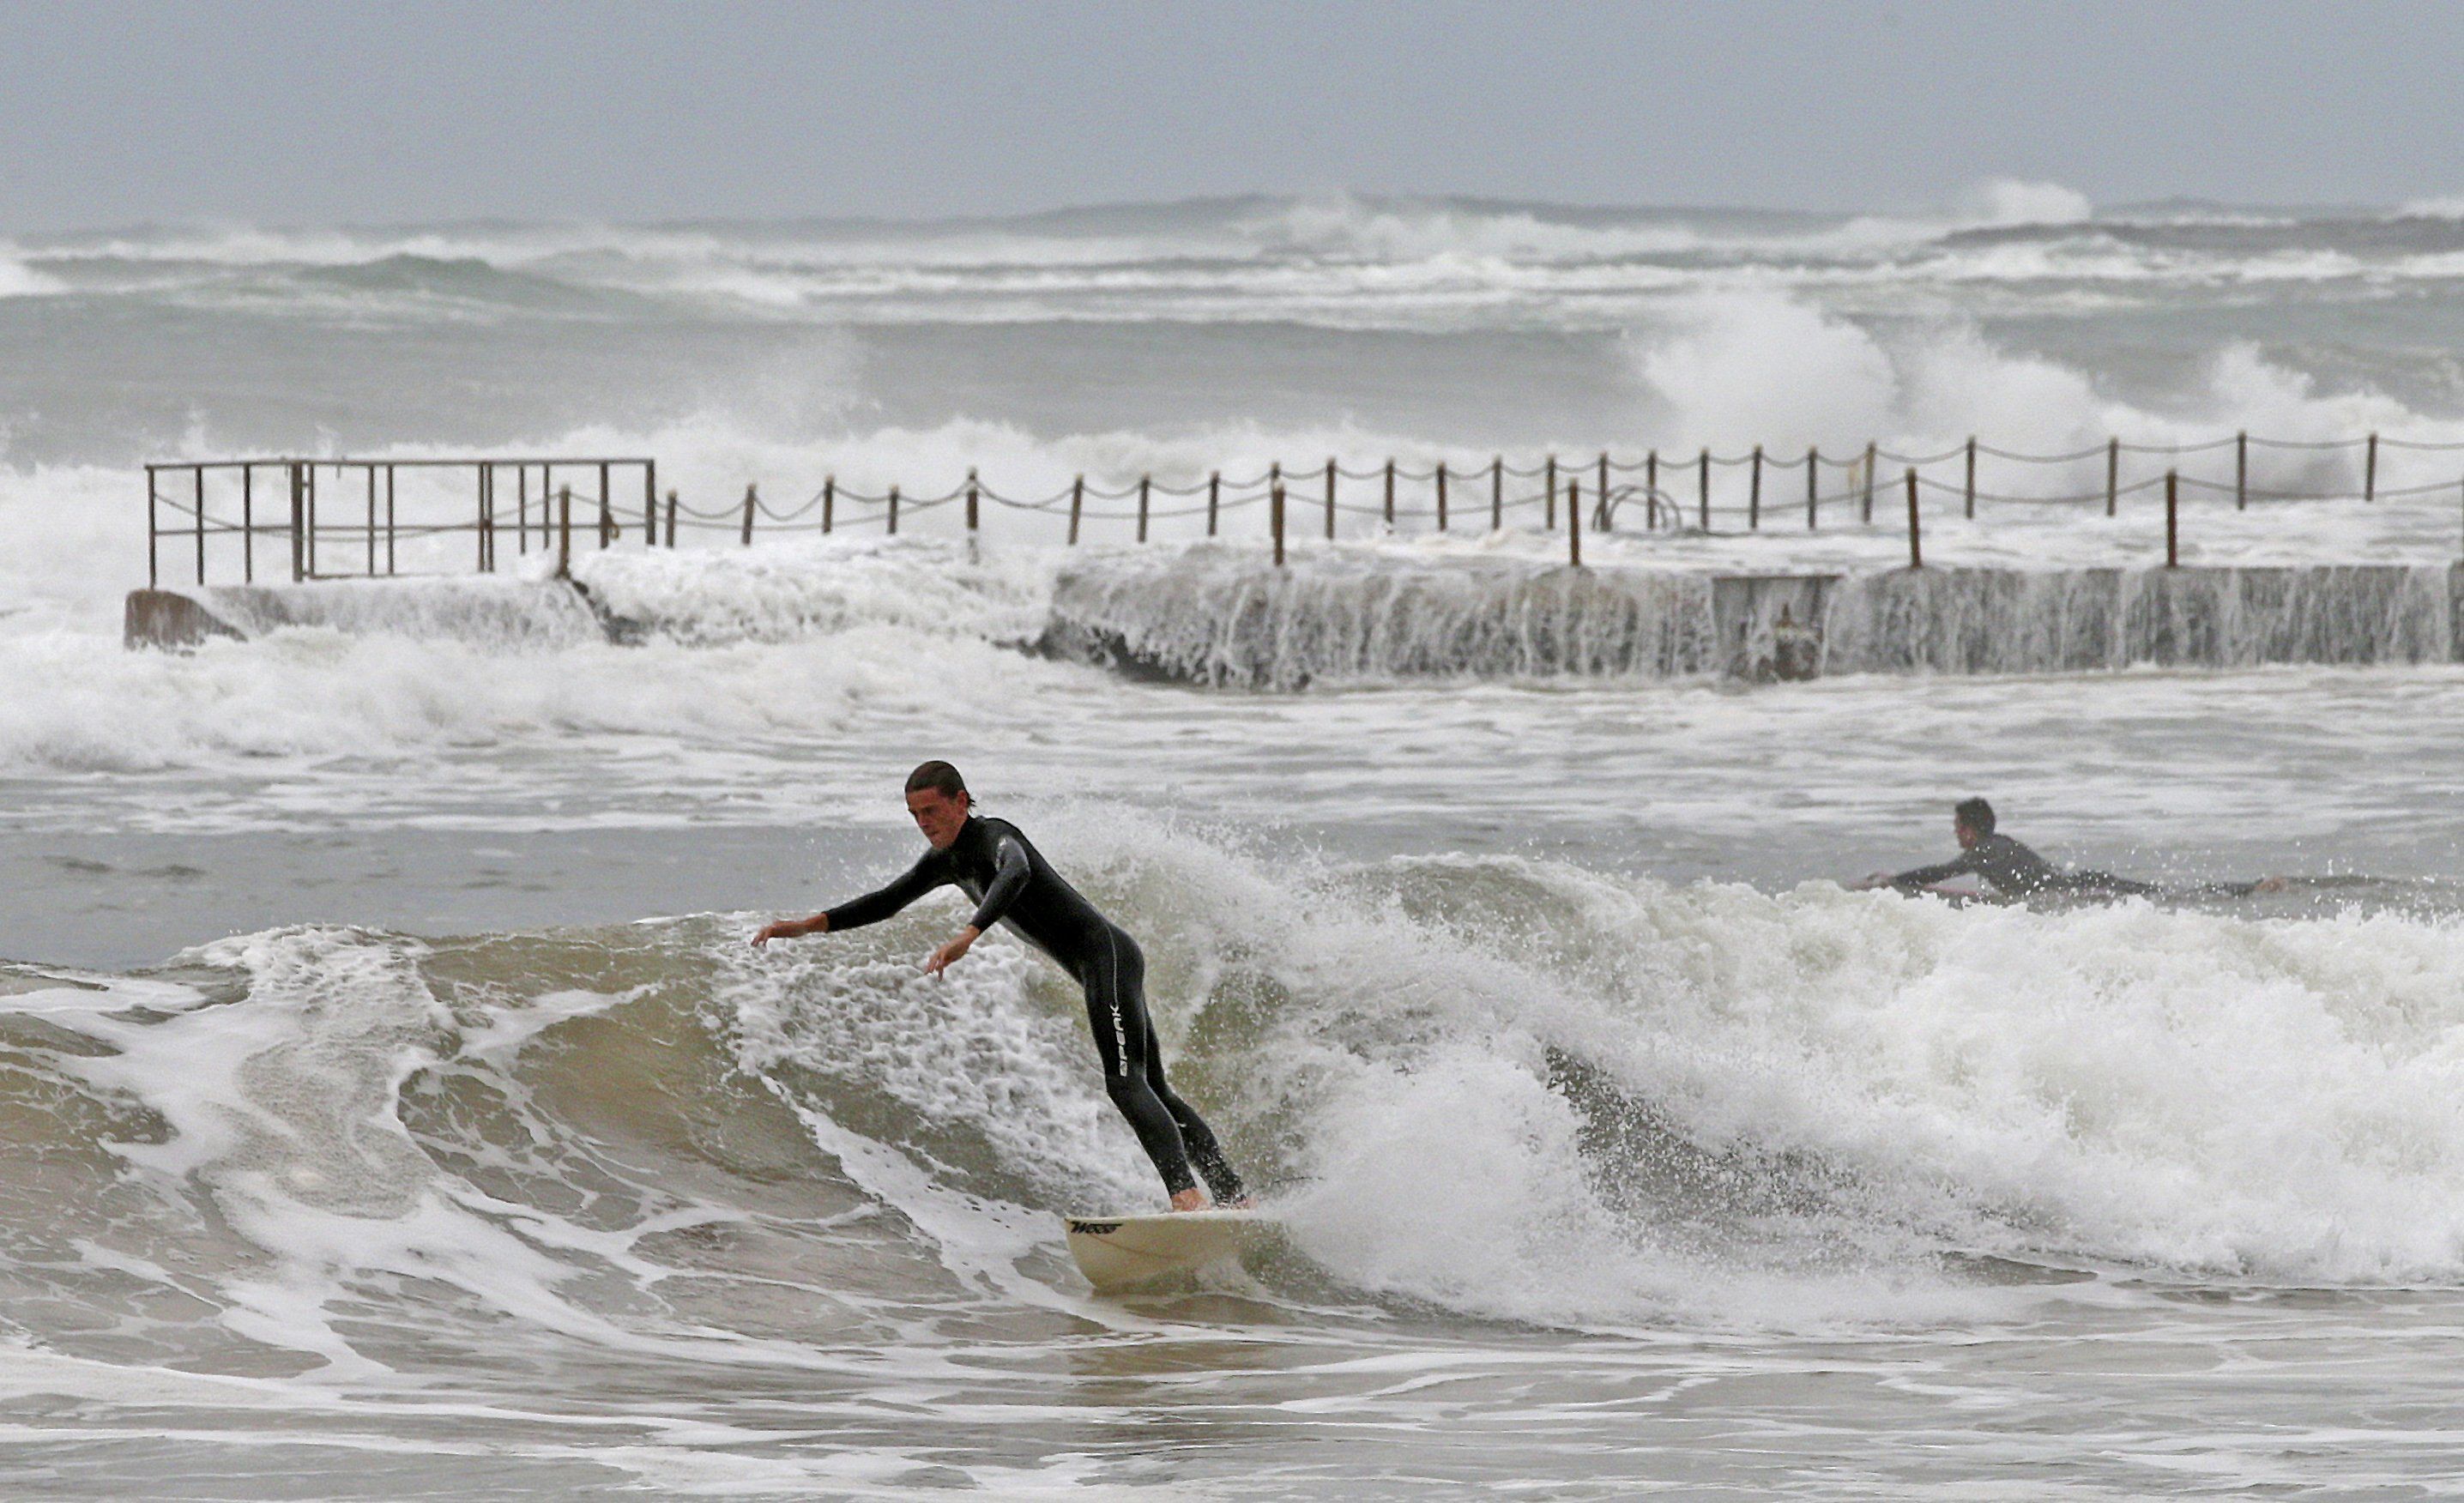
[{"left": 1169, "top": 1188, "right": 1206, "bottom": 1212}]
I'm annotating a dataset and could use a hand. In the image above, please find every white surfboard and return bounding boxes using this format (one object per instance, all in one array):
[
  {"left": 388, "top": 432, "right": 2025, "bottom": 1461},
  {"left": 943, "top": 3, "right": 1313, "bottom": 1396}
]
[{"left": 1062, "top": 1208, "right": 1278, "bottom": 1291}]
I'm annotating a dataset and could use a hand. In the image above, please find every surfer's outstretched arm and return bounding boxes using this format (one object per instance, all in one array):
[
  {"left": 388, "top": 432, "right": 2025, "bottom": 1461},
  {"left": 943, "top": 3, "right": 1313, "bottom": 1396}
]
[
  {"left": 1887, "top": 850, "right": 1980, "bottom": 890},
  {"left": 752, "top": 854, "right": 946, "bottom": 946}
]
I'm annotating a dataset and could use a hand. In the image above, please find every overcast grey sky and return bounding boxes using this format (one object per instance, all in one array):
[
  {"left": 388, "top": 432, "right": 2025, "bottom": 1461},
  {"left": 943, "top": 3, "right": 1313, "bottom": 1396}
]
[{"left": 3, "top": 0, "right": 2460, "bottom": 231}]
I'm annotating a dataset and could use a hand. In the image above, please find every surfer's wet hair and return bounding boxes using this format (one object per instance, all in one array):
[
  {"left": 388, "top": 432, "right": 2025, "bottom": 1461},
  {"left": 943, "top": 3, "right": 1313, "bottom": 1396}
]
[
  {"left": 1954, "top": 797, "right": 1996, "bottom": 835},
  {"left": 905, "top": 760, "right": 970, "bottom": 802}
]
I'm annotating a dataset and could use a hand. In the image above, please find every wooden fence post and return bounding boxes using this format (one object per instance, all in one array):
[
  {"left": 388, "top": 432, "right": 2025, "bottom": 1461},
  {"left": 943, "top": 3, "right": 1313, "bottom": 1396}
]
[
  {"left": 967, "top": 470, "right": 981, "bottom": 537},
  {"left": 386, "top": 464, "right": 396, "bottom": 575},
  {"left": 1324, "top": 457, "right": 1336, "bottom": 540},
  {"left": 1698, "top": 448, "right": 1711, "bottom": 531},
  {"left": 1806, "top": 446, "right": 1819, "bottom": 530},
  {"left": 558, "top": 485, "right": 573, "bottom": 576},
  {"left": 1905, "top": 468, "right": 1922, "bottom": 569},
  {"left": 1861, "top": 442, "right": 1875, "bottom": 523},
  {"left": 1435, "top": 463, "right": 1449, "bottom": 531},
  {"left": 1597, "top": 451, "right": 1610, "bottom": 530},
  {"left": 1545, "top": 455, "right": 1557, "bottom": 529},
  {"left": 1748, "top": 444, "right": 1763, "bottom": 530},
  {"left": 599, "top": 461, "right": 613, "bottom": 546},
  {"left": 1490, "top": 456, "right": 1503, "bottom": 531},
  {"left": 887, "top": 484, "right": 899, "bottom": 535},
  {"left": 1646, "top": 450, "right": 1658, "bottom": 529},
  {"left": 1964, "top": 436, "right": 1978, "bottom": 520},
  {"left": 193, "top": 466, "right": 206, "bottom": 586},
  {"left": 1568, "top": 478, "right": 1582, "bottom": 567},
  {"left": 823, "top": 476, "right": 835, "bottom": 534},
  {"left": 241, "top": 464, "right": 254, "bottom": 582},
  {"left": 1207, "top": 471, "right": 1220, "bottom": 537},
  {"left": 645, "top": 462, "right": 658, "bottom": 546},
  {"left": 2106, "top": 438, "right": 2119, "bottom": 517},
  {"left": 665, "top": 489, "right": 679, "bottom": 546},
  {"left": 1271, "top": 481, "right": 1285, "bottom": 566},
  {"left": 2365, "top": 432, "right": 2379, "bottom": 502},
  {"left": 740, "top": 484, "right": 757, "bottom": 546},
  {"left": 516, "top": 466, "right": 528, "bottom": 556},
  {"left": 375, "top": 465, "right": 386, "bottom": 575},
  {"left": 1069, "top": 475, "right": 1084, "bottom": 545},
  {"left": 1384, "top": 458, "right": 1396, "bottom": 527},
  {"left": 1138, "top": 474, "right": 1151, "bottom": 543},
  {"left": 474, "top": 465, "right": 490, "bottom": 573},
  {"left": 2236, "top": 431, "right": 2248, "bottom": 511}
]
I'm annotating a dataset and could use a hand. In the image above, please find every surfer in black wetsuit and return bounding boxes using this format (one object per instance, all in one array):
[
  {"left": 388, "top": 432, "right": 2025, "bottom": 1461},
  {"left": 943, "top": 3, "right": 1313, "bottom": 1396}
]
[
  {"left": 1855, "top": 797, "right": 2285, "bottom": 901},
  {"left": 753, "top": 761, "right": 1248, "bottom": 1213}
]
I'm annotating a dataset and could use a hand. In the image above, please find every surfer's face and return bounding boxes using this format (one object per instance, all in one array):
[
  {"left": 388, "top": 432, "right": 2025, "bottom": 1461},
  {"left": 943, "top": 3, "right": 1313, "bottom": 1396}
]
[
  {"left": 1955, "top": 818, "right": 1979, "bottom": 849},
  {"left": 908, "top": 788, "right": 969, "bottom": 849}
]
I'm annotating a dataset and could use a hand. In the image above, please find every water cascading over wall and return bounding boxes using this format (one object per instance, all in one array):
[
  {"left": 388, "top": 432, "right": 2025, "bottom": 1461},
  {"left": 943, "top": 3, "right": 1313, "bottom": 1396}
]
[
  {"left": 1036, "top": 546, "right": 1718, "bottom": 687},
  {"left": 1036, "top": 551, "right": 2464, "bottom": 686}
]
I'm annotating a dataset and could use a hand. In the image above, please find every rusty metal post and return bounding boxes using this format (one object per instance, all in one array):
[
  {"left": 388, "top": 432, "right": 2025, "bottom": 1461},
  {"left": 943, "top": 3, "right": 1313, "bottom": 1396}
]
[
  {"left": 1435, "top": 463, "right": 1448, "bottom": 531},
  {"left": 1207, "top": 471, "right": 1220, "bottom": 537},
  {"left": 740, "top": 484, "right": 757, "bottom": 546},
  {"left": 1569, "top": 478, "right": 1582, "bottom": 567},
  {"left": 1905, "top": 468, "right": 1922, "bottom": 569},
  {"left": 1748, "top": 445, "right": 1762, "bottom": 530},
  {"left": 2237, "top": 430, "right": 2248, "bottom": 510},
  {"left": 1964, "top": 436, "right": 1977, "bottom": 520},
  {"left": 145, "top": 464, "right": 159, "bottom": 588},
  {"left": 1806, "top": 446, "right": 1819, "bottom": 530},
  {"left": 1069, "top": 475, "right": 1084, "bottom": 545},
  {"left": 2106, "top": 438, "right": 2119, "bottom": 517},
  {"left": 1138, "top": 475, "right": 1151, "bottom": 544},
  {"left": 289, "top": 462, "right": 305, "bottom": 582},
  {"left": 1324, "top": 457, "right": 1336, "bottom": 541},
  {"left": 2166, "top": 469, "right": 2179, "bottom": 567},
  {"left": 1271, "top": 481, "right": 1286, "bottom": 566},
  {"left": 2365, "top": 432, "right": 2379, "bottom": 502},
  {"left": 1698, "top": 448, "right": 1711, "bottom": 531}
]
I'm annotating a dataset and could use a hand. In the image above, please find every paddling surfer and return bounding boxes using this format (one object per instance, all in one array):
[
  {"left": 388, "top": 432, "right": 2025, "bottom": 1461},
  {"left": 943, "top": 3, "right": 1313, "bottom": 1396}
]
[
  {"left": 1854, "top": 797, "right": 2285, "bottom": 901},
  {"left": 754, "top": 762, "right": 1249, "bottom": 1212}
]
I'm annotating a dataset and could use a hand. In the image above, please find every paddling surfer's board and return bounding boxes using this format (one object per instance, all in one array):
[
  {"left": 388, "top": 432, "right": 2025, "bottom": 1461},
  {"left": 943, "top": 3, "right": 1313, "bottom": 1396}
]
[{"left": 1063, "top": 1209, "right": 1277, "bottom": 1291}]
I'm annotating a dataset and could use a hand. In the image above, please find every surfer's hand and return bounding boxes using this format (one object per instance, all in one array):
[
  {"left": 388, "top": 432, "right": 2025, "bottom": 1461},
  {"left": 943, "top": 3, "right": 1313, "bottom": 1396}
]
[
  {"left": 752, "top": 916, "right": 818, "bottom": 948},
  {"left": 1849, "top": 872, "right": 1893, "bottom": 891},
  {"left": 924, "top": 926, "right": 981, "bottom": 976}
]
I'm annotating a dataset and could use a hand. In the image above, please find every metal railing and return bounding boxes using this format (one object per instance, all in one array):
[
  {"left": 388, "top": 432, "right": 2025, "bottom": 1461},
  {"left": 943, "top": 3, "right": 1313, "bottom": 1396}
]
[{"left": 146, "top": 432, "right": 2464, "bottom": 586}]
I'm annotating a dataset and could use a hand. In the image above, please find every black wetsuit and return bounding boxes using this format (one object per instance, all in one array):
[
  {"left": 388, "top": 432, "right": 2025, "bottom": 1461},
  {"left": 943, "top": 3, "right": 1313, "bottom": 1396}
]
[
  {"left": 1891, "top": 832, "right": 2159, "bottom": 899},
  {"left": 823, "top": 816, "right": 1246, "bottom": 1203}
]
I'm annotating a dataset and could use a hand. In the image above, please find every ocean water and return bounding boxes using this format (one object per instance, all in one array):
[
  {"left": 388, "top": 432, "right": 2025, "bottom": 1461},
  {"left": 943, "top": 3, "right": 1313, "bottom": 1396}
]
[{"left": 6, "top": 190, "right": 2464, "bottom": 1495}]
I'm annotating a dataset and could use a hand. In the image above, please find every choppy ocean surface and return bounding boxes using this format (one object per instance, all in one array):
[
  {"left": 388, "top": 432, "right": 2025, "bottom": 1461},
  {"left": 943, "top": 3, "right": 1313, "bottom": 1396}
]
[{"left": 6, "top": 190, "right": 2464, "bottom": 1495}]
